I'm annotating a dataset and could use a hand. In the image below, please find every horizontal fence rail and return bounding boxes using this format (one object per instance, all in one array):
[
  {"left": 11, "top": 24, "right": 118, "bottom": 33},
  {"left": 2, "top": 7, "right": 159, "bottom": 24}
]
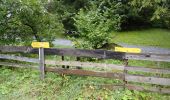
[
  {"left": 1, "top": 46, "right": 170, "bottom": 62},
  {"left": 1, "top": 54, "right": 170, "bottom": 74}
]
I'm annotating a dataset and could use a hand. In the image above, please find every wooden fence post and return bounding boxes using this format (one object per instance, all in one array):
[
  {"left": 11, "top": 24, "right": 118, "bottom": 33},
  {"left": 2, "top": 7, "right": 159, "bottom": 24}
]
[
  {"left": 39, "top": 47, "right": 45, "bottom": 80},
  {"left": 123, "top": 59, "right": 128, "bottom": 89}
]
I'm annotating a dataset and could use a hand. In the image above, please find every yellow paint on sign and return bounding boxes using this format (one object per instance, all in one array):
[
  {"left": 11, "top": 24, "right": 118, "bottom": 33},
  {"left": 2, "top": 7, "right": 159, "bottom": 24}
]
[
  {"left": 115, "top": 47, "right": 141, "bottom": 53},
  {"left": 31, "top": 42, "right": 50, "bottom": 48}
]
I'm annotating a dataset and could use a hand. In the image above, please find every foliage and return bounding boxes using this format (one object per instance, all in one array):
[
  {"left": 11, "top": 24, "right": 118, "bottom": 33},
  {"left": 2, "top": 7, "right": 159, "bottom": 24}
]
[
  {"left": 72, "top": 6, "right": 112, "bottom": 49},
  {"left": 0, "top": 0, "right": 64, "bottom": 45},
  {"left": 46, "top": 0, "right": 89, "bottom": 31},
  {"left": 128, "top": 0, "right": 170, "bottom": 29}
]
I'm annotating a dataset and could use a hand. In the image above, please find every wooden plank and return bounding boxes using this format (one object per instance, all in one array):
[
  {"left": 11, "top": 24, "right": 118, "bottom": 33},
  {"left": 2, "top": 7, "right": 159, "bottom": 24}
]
[
  {"left": 45, "top": 60, "right": 124, "bottom": 71},
  {"left": 45, "top": 67, "right": 124, "bottom": 79},
  {"left": 39, "top": 48, "right": 45, "bottom": 79},
  {"left": 125, "top": 74, "right": 170, "bottom": 86},
  {"left": 126, "top": 84, "right": 170, "bottom": 94},
  {"left": 0, "top": 54, "right": 39, "bottom": 63},
  {"left": 0, "top": 46, "right": 31, "bottom": 53},
  {"left": 1, "top": 46, "right": 170, "bottom": 62},
  {"left": 0, "top": 46, "right": 125, "bottom": 59},
  {"left": 126, "top": 66, "right": 170, "bottom": 74},
  {"left": 1, "top": 54, "right": 170, "bottom": 74},
  {"left": 125, "top": 53, "right": 170, "bottom": 62},
  {"left": 0, "top": 61, "right": 38, "bottom": 69},
  {"left": 42, "top": 48, "right": 125, "bottom": 59}
]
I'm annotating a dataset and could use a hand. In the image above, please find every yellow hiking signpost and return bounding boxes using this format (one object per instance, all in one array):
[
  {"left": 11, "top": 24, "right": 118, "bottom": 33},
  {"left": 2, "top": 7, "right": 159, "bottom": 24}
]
[
  {"left": 31, "top": 42, "right": 50, "bottom": 48},
  {"left": 31, "top": 42, "right": 50, "bottom": 80},
  {"left": 115, "top": 47, "right": 141, "bottom": 53}
]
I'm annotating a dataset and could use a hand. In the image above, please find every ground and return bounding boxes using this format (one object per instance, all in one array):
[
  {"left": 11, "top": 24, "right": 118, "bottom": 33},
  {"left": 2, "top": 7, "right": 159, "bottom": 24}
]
[{"left": 0, "top": 28, "right": 170, "bottom": 100}]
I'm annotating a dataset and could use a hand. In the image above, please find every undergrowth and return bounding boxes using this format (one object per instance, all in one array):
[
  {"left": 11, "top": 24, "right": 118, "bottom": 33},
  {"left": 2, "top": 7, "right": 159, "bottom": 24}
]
[{"left": 0, "top": 66, "right": 170, "bottom": 100}]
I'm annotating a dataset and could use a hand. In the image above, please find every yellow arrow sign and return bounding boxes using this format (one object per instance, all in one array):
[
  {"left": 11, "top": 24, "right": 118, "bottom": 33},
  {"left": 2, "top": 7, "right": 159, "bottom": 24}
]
[
  {"left": 115, "top": 47, "right": 141, "bottom": 53},
  {"left": 31, "top": 42, "right": 50, "bottom": 48}
]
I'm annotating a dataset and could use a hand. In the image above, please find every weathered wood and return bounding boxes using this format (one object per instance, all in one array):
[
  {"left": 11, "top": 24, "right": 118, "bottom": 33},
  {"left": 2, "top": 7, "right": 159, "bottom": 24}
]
[
  {"left": 39, "top": 48, "right": 45, "bottom": 79},
  {"left": 0, "top": 61, "right": 38, "bottom": 69},
  {"left": 0, "top": 54, "right": 39, "bottom": 63},
  {"left": 43, "top": 48, "right": 125, "bottom": 59},
  {"left": 1, "top": 54, "right": 170, "bottom": 75},
  {"left": 123, "top": 59, "right": 128, "bottom": 88},
  {"left": 0, "top": 46, "right": 31, "bottom": 53},
  {"left": 1, "top": 46, "right": 170, "bottom": 62},
  {"left": 125, "top": 53, "right": 170, "bottom": 62},
  {"left": 1, "top": 54, "right": 170, "bottom": 74},
  {"left": 126, "top": 66, "right": 170, "bottom": 74},
  {"left": 45, "top": 60, "right": 124, "bottom": 71},
  {"left": 0, "top": 46, "right": 125, "bottom": 59},
  {"left": 125, "top": 74, "right": 170, "bottom": 86},
  {"left": 45, "top": 67, "right": 124, "bottom": 79},
  {"left": 126, "top": 84, "right": 170, "bottom": 94}
]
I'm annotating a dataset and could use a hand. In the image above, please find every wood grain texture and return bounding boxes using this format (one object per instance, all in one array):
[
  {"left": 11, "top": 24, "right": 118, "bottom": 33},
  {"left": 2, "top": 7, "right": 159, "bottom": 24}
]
[
  {"left": 125, "top": 74, "right": 170, "bottom": 86},
  {"left": 0, "top": 54, "right": 39, "bottom": 63},
  {"left": 125, "top": 53, "right": 170, "bottom": 62},
  {"left": 126, "top": 66, "right": 170, "bottom": 74},
  {"left": 0, "top": 61, "right": 38, "bottom": 69},
  {"left": 1, "top": 46, "right": 170, "bottom": 62},
  {"left": 1, "top": 54, "right": 170, "bottom": 74},
  {"left": 45, "top": 67, "right": 124, "bottom": 79},
  {"left": 0, "top": 46, "right": 125, "bottom": 59},
  {"left": 45, "top": 60, "right": 124, "bottom": 71}
]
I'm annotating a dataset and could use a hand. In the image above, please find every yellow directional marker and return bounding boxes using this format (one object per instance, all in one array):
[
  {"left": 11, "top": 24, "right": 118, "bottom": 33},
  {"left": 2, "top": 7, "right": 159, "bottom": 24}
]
[
  {"left": 31, "top": 42, "right": 50, "bottom": 48},
  {"left": 115, "top": 47, "right": 141, "bottom": 53}
]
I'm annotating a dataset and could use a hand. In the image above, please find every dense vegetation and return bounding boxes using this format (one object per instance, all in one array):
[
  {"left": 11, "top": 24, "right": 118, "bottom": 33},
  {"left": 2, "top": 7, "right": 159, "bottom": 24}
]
[{"left": 0, "top": 0, "right": 170, "bottom": 48}]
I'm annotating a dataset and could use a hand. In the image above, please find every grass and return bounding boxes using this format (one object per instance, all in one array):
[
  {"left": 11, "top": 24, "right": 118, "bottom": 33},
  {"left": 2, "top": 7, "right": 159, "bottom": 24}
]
[
  {"left": 112, "top": 28, "right": 170, "bottom": 48},
  {"left": 0, "top": 67, "right": 170, "bottom": 100}
]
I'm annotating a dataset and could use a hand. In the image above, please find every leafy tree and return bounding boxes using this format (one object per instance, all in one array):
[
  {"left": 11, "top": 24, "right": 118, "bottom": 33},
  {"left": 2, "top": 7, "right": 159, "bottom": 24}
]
[
  {"left": 46, "top": 0, "right": 89, "bottom": 31},
  {"left": 0, "top": 0, "right": 64, "bottom": 45},
  {"left": 129, "top": 0, "right": 170, "bottom": 29}
]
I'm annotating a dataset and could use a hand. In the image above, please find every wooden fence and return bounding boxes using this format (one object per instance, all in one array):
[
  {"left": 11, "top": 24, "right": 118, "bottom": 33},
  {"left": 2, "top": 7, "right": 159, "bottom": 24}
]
[{"left": 0, "top": 46, "right": 170, "bottom": 94}]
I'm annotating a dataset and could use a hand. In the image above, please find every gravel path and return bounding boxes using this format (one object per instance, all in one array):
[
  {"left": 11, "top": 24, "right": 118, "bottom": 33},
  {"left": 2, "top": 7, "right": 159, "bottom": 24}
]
[
  {"left": 52, "top": 39, "right": 170, "bottom": 54},
  {"left": 52, "top": 39, "right": 73, "bottom": 46},
  {"left": 118, "top": 43, "right": 170, "bottom": 54}
]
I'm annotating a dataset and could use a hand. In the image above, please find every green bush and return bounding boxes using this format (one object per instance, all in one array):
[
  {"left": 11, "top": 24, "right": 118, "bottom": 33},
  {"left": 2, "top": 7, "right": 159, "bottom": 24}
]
[{"left": 72, "top": 7, "right": 112, "bottom": 49}]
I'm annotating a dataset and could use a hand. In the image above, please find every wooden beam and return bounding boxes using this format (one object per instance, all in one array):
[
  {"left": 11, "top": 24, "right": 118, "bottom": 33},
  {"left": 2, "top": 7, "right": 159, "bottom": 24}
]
[
  {"left": 125, "top": 53, "right": 170, "bottom": 62},
  {"left": 45, "top": 67, "right": 124, "bottom": 80},
  {"left": 126, "top": 66, "right": 170, "bottom": 74},
  {"left": 1, "top": 54, "right": 170, "bottom": 74},
  {"left": 0, "top": 54, "right": 39, "bottom": 63},
  {"left": 0, "top": 61, "right": 38, "bottom": 69},
  {"left": 1, "top": 46, "right": 170, "bottom": 62},
  {"left": 39, "top": 48, "right": 45, "bottom": 80},
  {"left": 0, "top": 46, "right": 125, "bottom": 59},
  {"left": 125, "top": 74, "right": 170, "bottom": 86},
  {"left": 45, "top": 60, "right": 124, "bottom": 71}
]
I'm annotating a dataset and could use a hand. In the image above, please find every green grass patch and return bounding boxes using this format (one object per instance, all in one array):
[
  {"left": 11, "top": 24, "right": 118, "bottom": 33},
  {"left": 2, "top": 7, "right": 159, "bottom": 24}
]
[
  {"left": 112, "top": 28, "right": 170, "bottom": 48},
  {"left": 0, "top": 67, "right": 170, "bottom": 100}
]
